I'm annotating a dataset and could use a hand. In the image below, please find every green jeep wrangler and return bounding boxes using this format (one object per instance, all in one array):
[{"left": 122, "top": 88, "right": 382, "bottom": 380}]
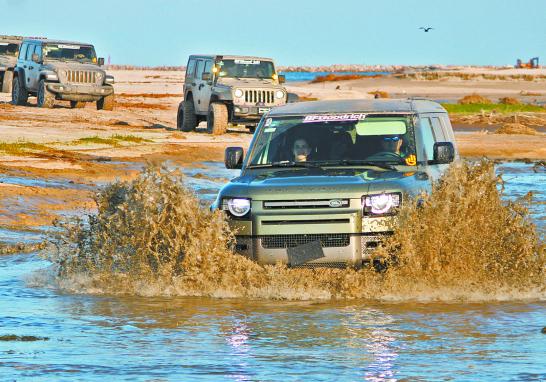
[
  {"left": 177, "top": 55, "right": 290, "bottom": 135},
  {"left": 214, "top": 99, "right": 457, "bottom": 268}
]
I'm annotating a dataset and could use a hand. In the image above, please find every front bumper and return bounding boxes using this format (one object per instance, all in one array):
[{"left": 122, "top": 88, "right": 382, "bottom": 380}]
[
  {"left": 46, "top": 83, "right": 114, "bottom": 102},
  {"left": 232, "top": 104, "right": 281, "bottom": 123},
  {"left": 228, "top": 206, "right": 393, "bottom": 268}
]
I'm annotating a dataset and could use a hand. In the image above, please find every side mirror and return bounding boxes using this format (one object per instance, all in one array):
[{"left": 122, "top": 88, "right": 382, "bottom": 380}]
[
  {"left": 31, "top": 53, "right": 41, "bottom": 63},
  {"left": 202, "top": 72, "right": 211, "bottom": 81},
  {"left": 278, "top": 74, "right": 286, "bottom": 84},
  {"left": 433, "top": 142, "right": 455, "bottom": 164},
  {"left": 98, "top": 57, "right": 105, "bottom": 66},
  {"left": 225, "top": 147, "right": 244, "bottom": 169}
]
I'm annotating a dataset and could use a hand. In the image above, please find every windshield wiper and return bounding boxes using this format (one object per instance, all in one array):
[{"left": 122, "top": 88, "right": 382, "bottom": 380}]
[
  {"left": 247, "top": 161, "right": 324, "bottom": 170},
  {"left": 315, "top": 160, "right": 398, "bottom": 171}
]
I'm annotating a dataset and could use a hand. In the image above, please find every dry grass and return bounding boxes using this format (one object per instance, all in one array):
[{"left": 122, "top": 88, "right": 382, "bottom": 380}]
[
  {"left": 119, "top": 93, "right": 182, "bottom": 99},
  {"left": 74, "top": 135, "right": 151, "bottom": 146},
  {"left": 311, "top": 73, "right": 384, "bottom": 83},
  {"left": 367, "top": 90, "right": 389, "bottom": 98},
  {"left": 0, "top": 141, "right": 51, "bottom": 156},
  {"left": 115, "top": 101, "right": 169, "bottom": 110},
  {"left": 458, "top": 94, "right": 493, "bottom": 104},
  {"left": 498, "top": 97, "right": 520, "bottom": 105},
  {"left": 495, "top": 123, "right": 538, "bottom": 135},
  {"left": 396, "top": 72, "right": 546, "bottom": 81}
]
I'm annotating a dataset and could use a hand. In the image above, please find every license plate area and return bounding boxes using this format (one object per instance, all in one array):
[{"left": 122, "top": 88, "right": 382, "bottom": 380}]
[
  {"left": 286, "top": 240, "right": 325, "bottom": 266},
  {"left": 258, "top": 107, "right": 271, "bottom": 114}
]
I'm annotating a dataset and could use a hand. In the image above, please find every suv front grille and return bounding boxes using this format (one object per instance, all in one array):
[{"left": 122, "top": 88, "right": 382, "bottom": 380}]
[
  {"left": 260, "top": 234, "right": 350, "bottom": 249},
  {"left": 245, "top": 89, "right": 275, "bottom": 105},
  {"left": 263, "top": 199, "right": 350, "bottom": 209},
  {"left": 66, "top": 70, "right": 97, "bottom": 84}
]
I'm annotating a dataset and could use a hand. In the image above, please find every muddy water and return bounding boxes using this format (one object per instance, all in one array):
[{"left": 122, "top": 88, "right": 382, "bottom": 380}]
[{"left": 0, "top": 162, "right": 544, "bottom": 381}]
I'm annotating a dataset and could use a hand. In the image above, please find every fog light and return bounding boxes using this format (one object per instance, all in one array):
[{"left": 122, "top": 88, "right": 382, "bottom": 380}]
[{"left": 234, "top": 107, "right": 241, "bottom": 113}]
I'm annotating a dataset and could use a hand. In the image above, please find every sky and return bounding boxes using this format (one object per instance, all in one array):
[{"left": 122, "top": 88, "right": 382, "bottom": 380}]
[{"left": 2, "top": 0, "right": 545, "bottom": 67}]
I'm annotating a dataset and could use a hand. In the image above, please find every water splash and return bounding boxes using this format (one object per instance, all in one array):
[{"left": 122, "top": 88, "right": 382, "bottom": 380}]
[{"left": 45, "top": 162, "right": 545, "bottom": 301}]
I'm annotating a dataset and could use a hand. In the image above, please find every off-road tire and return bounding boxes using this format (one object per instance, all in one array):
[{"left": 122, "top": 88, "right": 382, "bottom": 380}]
[
  {"left": 97, "top": 92, "right": 114, "bottom": 111},
  {"left": 11, "top": 75, "right": 28, "bottom": 106},
  {"left": 70, "top": 101, "right": 86, "bottom": 109},
  {"left": 37, "top": 80, "right": 55, "bottom": 108},
  {"left": 207, "top": 102, "right": 228, "bottom": 135},
  {"left": 180, "top": 99, "right": 198, "bottom": 131},
  {"left": 1, "top": 71, "right": 13, "bottom": 93}
]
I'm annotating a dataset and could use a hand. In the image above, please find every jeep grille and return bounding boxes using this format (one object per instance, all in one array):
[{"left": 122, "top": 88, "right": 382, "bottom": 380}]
[
  {"left": 244, "top": 89, "right": 275, "bottom": 105},
  {"left": 260, "top": 234, "right": 350, "bottom": 249},
  {"left": 65, "top": 70, "right": 97, "bottom": 84}
]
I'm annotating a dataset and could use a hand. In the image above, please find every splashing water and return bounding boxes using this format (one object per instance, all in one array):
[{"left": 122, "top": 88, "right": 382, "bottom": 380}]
[{"left": 46, "top": 161, "right": 545, "bottom": 301}]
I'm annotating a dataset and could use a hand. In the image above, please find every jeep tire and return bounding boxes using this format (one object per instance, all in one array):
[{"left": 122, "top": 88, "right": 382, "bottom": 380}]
[
  {"left": 70, "top": 101, "right": 86, "bottom": 109},
  {"left": 12, "top": 75, "right": 28, "bottom": 106},
  {"left": 97, "top": 93, "right": 114, "bottom": 111},
  {"left": 1, "top": 71, "right": 13, "bottom": 93},
  {"left": 37, "top": 80, "right": 55, "bottom": 108},
  {"left": 207, "top": 102, "right": 228, "bottom": 135},
  {"left": 178, "top": 99, "right": 197, "bottom": 131}
]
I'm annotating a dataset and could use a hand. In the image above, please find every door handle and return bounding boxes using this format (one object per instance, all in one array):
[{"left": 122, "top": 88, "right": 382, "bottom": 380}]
[{"left": 29, "top": 66, "right": 34, "bottom": 70}]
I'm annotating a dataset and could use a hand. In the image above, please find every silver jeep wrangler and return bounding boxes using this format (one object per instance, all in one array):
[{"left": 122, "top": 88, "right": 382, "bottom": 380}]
[
  {"left": 0, "top": 35, "right": 23, "bottom": 94},
  {"left": 12, "top": 38, "right": 115, "bottom": 110},
  {"left": 177, "top": 55, "right": 292, "bottom": 134}
]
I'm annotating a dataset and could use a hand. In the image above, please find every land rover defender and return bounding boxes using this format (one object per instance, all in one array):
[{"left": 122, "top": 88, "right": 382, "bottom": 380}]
[
  {"left": 214, "top": 99, "right": 458, "bottom": 268},
  {"left": 0, "top": 35, "right": 23, "bottom": 94},
  {"left": 12, "top": 38, "right": 114, "bottom": 109},
  {"left": 177, "top": 55, "right": 291, "bottom": 135}
]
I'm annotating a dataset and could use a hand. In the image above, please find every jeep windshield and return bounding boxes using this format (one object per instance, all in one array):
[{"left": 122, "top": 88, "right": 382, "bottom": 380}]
[
  {"left": 246, "top": 114, "right": 417, "bottom": 169},
  {"left": 0, "top": 43, "right": 19, "bottom": 57},
  {"left": 216, "top": 59, "right": 275, "bottom": 79},
  {"left": 43, "top": 44, "right": 97, "bottom": 63}
]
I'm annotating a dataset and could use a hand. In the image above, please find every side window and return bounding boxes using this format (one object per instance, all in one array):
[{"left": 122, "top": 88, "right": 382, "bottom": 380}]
[
  {"left": 195, "top": 60, "right": 204, "bottom": 80},
  {"left": 33, "top": 45, "right": 42, "bottom": 61},
  {"left": 430, "top": 116, "right": 446, "bottom": 141},
  {"left": 203, "top": 60, "right": 212, "bottom": 75},
  {"left": 418, "top": 117, "right": 437, "bottom": 161},
  {"left": 439, "top": 114, "right": 456, "bottom": 142},
  {"left": 186, "top": 59, "right": 196, "bottom": 80},
  {"left": 25, "top": 44, "right": 35, "bottom": 61},
  {"left": 19, "top": 43, "right": 28, "bottom": 60}
]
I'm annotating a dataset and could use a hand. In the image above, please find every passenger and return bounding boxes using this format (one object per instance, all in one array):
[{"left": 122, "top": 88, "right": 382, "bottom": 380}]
[
  {"left": 328, "top": 132, "right": 352, "bottom": 160},
  {"left": 292, "top": 138, "right": 312, "bottom": 162}
]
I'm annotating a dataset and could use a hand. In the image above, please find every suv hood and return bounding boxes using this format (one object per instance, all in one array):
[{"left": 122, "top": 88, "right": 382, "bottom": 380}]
[
  {"left": 216, "top": 77, "right": 280, "bottom": 88},
  {"left": 43, "top": 61, "right": 104, "bottom": 72},
  {"left": 219, "top": 168, "right": 430, "bottom": 201}
]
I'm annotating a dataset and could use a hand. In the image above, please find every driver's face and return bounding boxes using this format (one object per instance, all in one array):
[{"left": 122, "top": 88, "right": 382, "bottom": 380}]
[
  {"left": 381, "top": 138, "right": 403, "bottom": 153},
  {"left": 293, "top": 139, "right": 311, "bottom": 162}
]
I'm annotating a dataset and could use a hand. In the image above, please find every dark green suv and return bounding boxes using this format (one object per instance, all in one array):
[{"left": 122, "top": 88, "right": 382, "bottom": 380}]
[{"left": 213, "top": 99, "right": 458, "bottom": 268}]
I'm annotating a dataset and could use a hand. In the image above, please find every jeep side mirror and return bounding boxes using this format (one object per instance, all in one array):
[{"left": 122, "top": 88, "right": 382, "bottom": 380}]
[
  {"left": 432, "top": 142, "right": 455, "bottom": 164},
  {"left": 98, "top": 57, "right": 105, "bottom": 66},
  {"left": 278, "top": 74, "right": 286, "bottom": 84},
  {"left": 225, "top": 147, "right": 244, "bottom": 169},
  {"left": 31, "top": 53, "right": 41, "bottom": 63},
  {"left": 202, "top": 72, "right": 211, "bottom": 81}
]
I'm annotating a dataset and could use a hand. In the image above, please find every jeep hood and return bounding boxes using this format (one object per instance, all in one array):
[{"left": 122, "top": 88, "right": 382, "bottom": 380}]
[
  {"left": 216, "top": 77, "right": 281, "bottom": 88},
  {"left": 218, "top": 168, "right": 430, "bottom": 201},
  {"left": 43, "top": 62, "right": 104, "bottom": 72}
]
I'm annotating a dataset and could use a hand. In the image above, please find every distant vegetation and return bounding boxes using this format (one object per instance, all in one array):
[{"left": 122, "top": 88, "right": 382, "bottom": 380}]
[
  {"left": 442, "top": 103, "right": 546, "bottom": 114},
  {"left": 310, "top": 73, "right": 384, "bottom": 83},
  {"left": 395, "top": 72, "right": 546, "bottom": 81}
]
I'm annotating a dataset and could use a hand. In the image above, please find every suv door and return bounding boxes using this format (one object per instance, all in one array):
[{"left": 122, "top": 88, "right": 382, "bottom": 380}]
[
  {"left": 184, "top": 58, "right": 196, "bottom": 97},
  {"left": 198, "top": 59, "right": 214, "bottom": 112},
  {"left": 16, "top": 42, "right": 29, "bottom": 88},
  {"left": 26, "top": 44, "right": 42, "bottom": 91},
  {"left": 193, "top": 59, "right": 206, "bottom": 113}
]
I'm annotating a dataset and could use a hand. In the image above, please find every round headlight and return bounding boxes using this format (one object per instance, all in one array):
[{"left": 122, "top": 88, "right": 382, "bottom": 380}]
[
  {"left": 227, "top": 198, "right": 251, "bottom": 217},
  {"left": 234, "top": 88, "right": 244, "bottom": 98},
  {"left": 275, "top": 90, "right": 285, "bottom": 99},
  {"left": 59, "top": 70, "right": 66, "bottom": 77}
]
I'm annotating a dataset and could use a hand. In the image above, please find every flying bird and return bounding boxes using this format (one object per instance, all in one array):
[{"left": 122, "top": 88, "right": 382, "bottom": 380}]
[{"left": 419, "top": 27, "right": 434, "bottom": 32}]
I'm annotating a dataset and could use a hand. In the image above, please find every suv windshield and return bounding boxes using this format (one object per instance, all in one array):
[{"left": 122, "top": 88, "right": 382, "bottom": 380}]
[
  {"left": 247, "top": 114, "right": 417, "bottom": 167},
  {"left": 0, "top": 43, "right": 19, "bottom": 57},
  {"left": 43, "top": 44, "right": 97, "bottom": 63},
  {"left": 216, "top": 59, "right": 275, "bottom": 79}
]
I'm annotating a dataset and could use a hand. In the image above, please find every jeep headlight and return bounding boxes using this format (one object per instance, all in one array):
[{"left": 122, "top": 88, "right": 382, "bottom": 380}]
[
  {"left": 275, "top": 90, "right": 285, "bottom": 99},
  {"left": 45, "top": 73, "right": 58, "bottom": 81},
  {"left": 363, "top": 193, "right": 401, "bottom": 215},
  {"left": 234, "top": 88, "right": 244, "bottom": 98},
  {"left": 222, "top": 197, "right": 251, "bottom": 217}
]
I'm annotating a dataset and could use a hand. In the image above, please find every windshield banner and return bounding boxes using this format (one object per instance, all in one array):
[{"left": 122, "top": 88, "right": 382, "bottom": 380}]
[{"left": 302, "top": 113, "right": 367, "bottom": 123}]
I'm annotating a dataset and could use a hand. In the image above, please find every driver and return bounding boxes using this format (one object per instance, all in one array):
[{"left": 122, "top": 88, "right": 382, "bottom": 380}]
[
  {"left": 292, "top": 138, "right": 312, "bottom": 162},
  {"left": 365, "top": 135, "right": 404, "bottom": 161}
]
